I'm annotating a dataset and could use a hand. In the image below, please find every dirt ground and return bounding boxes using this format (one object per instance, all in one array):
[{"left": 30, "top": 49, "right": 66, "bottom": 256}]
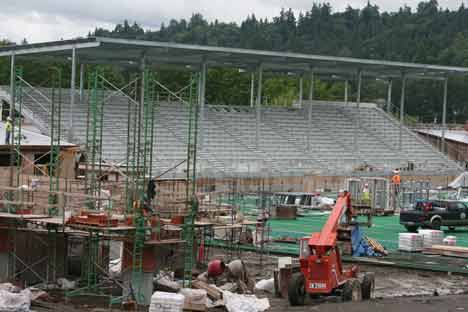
[
  {"left": 268, "top": 294, "right": 468, "bottom": 312},
  {"left": 234, "top": 250, "right": 468, "bottom": 298},
  {"left": 35, "top": 250, "right": 468, "bottom": 311}
]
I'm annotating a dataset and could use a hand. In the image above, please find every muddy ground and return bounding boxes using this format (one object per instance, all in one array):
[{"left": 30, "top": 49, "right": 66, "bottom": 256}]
[
  {"left": 34, "top": 250, "right": 468, "bottom": 311},
  {"left": 235, "top": 250, "right": 468, "bottom": 298},
  {"left": 268, "top": 294, "right": 468, "bottom": 312}
]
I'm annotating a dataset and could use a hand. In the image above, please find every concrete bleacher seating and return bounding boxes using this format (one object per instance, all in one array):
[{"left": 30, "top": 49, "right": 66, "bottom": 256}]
[{"left": 0, "top": 86, "right": 461, "bottom": 178}]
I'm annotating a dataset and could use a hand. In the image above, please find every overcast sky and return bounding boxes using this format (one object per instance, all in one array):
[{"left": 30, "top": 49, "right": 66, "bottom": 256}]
[{"left": 0, "top": 0, "right": 464, "bottom": 43}]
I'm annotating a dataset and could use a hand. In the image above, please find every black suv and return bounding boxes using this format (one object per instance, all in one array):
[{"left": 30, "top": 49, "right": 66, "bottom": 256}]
[{"left": 400, "top": 199, "right": 468, "bottom": 232}]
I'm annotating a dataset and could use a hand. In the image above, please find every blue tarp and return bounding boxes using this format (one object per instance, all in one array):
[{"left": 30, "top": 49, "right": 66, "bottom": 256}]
[{"left": 351, "top": 226, "right": 382, "bottom": 257}]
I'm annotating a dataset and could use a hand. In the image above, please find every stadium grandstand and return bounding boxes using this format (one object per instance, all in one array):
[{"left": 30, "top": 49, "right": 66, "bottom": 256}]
[{"left": 0, "top": 37, "right": 466, "bottom": 183}]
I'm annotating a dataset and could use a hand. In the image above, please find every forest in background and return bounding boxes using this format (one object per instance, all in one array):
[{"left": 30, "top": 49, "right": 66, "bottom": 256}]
[{"left": 2, "top": 0, "right": 468, "bottom": 123}]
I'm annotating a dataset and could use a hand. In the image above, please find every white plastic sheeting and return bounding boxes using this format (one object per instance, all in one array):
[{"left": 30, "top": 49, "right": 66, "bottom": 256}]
[{"left": 223, "top": 291, "right": 270, "bottom": 312}]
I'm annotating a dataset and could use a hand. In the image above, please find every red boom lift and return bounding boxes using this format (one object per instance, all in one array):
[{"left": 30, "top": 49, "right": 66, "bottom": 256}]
[{"left": 288, "top": 192, "right": 375, "bottom": 305}]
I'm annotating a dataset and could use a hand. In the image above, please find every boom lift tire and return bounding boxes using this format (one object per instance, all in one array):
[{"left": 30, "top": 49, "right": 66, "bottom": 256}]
[
  {"left": 361, "top": 273, "right": 375, "bottom": 300},
  {"left": 342, "top": 279, "right": 362, "bottom": 302},
  {"left": 288, "top": 272, "right": 306, "bottom": 306}
]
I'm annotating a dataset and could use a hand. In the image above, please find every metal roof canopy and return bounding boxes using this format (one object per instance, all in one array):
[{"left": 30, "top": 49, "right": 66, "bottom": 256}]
[{"left": 1, "top": 37, "right": 468, "bottom": 79}]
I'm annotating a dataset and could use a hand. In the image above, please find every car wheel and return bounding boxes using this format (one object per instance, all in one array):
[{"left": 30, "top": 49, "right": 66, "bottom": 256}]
[
  {"left": 361, "top": 273, "right": 375, "bottom": 300},
  {"left": 405, "top": 225, "right": 418, "bottom": 232},
  {"left": 431, "top": 218, "right": 442, "bottom": 230},
  {"left": 288, "top": 272, "right": 306, "bottom": 306},
  {"left": 342, "top": 279, "right": 362, "bottom": 302}
]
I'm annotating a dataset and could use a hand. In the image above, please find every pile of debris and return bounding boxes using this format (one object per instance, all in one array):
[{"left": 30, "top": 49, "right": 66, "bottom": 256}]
[
  {"left": 0, "top": 283, "right": 52, "bottom": 312},
  {"left": 152, "top": 259, "right": 270, "bottom": 312}
]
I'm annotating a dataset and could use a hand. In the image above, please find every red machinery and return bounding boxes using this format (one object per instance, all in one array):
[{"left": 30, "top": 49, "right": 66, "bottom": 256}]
[{"left": 288, "top": 193, "right": 374, "bottom": 305}]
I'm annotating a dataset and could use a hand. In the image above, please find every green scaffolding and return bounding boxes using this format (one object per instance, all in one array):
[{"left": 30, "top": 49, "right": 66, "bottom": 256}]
[
  {"left": 48, "top": 68, "right": 62, "bottom": 216},
  {"left": 131, "top": 69, "right": 156, "bottom": 305},
  {"left": 183, "top": 72, "right": 200, "bottom": 287},
  {"left": 6, "top": 67, "right": 23, "bottom": 213},
  {"left": 85, "top": 70, "right": 104, "bottom": 209}
]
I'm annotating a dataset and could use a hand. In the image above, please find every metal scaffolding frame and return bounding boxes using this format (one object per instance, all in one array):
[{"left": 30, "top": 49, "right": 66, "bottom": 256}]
[{"left": 48, "top": 68, "right": 62, "bottom": 216}]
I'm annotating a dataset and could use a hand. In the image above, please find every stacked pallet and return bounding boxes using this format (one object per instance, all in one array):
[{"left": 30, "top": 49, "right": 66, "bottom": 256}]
[
  {"left": 423, "top": 245, "right": 468, "bottom": 258},
  {"left": 418, "top": 229, "right": 444, "bottom": 248},
  {"left": 398, "top": 233, "right": 423, "bottom": 252}
]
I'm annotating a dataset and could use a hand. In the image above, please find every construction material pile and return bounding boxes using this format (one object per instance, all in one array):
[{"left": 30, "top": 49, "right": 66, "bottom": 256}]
[
  {"left": 399, "top": 233, "right": 424, "bottom": 252},
  {"left": 351, "top": 226, "right": 387, "bottom": 256},
  {"left": 151, "top": 259, "right": 269, "bottom": 312},
  {"left": 418, "top": 229, "right": 444, "bottom": 248}
]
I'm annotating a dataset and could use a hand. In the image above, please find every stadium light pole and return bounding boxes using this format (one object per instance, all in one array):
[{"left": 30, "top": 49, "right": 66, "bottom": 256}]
[
  {"left": 441, "top": 77, "right": 448, "bottom": 153},
  {"left": 70, "top": 47, "right": 76, "bottom": 141}
]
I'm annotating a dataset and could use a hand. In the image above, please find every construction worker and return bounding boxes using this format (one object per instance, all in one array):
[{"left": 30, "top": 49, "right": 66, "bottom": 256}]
[
  {"left": 392, "top": 169, "right": 401, "bottom": 195},
  {"left": 362, "top": 183, "right": 370, "bottom": 206},
  {"left": 4, "top": 117, "right": 12, "bottom": 144}
]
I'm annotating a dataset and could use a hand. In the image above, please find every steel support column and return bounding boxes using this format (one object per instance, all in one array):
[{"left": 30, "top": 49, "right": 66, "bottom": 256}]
[
  {"left": 250, "top": 72, "right": 255, "bottom": 108},
  {"left": 344, "top": 80, "right": 349, "bottom": 105},
  {"left": 255, "top": 64, "right": 263, "bottom": 148},
  {"left": 9, "top": 53, "right": 15, "bottom": 118},
  {"left": 299, "top": 75, "right": 303, "bottom": 107},
  {"left": 386, "top": 79, "right": 393, "bottom": 113},
  {"left": 399, "top": 74, "right": 407, "bottom": 154},
  {"left": 199, "top": 62, "right": 207, "bottom": 150},
  {"left": 307, "top": 71, "right": 314, "bottom": 152},
  {"left": 441, "top": 77, "right": 448, "bottom": 153},
  {"left": 79, "top": 63, "right": 84, "bottom": 103},
  {"left": 354, "top": 70, "right": 362, "bottom": 160},
  {"left": 69, "top": 47, "right": 76, "bottom": 140}
]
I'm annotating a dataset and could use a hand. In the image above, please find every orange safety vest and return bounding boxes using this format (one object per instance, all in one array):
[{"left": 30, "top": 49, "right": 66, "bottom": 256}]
[{"left": 392, "top": 174, "right": 401, "bottom": 185}]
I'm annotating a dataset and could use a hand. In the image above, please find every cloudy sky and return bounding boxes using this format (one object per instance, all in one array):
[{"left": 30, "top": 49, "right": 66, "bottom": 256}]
[{"left": 0, "top": 0, "right": 464, "bottom": 43}]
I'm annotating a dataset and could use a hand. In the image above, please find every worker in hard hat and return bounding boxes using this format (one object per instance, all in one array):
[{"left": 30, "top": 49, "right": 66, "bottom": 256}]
[
  {"left": 392, "top": 169, "right": 401, "bottom": 195},
  {"left": 362, "top": 183, "right": 370, "bottom": 206},
  {"left": 4, "top": 117, "right": 12, "bottom": 144}
]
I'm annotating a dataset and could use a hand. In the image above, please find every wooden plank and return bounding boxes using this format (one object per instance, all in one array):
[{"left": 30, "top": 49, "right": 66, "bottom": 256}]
[
  {"left": 0, "top": 200, "right": 35, "bottom": 206},
  {"left": 183, "top": 302, "right": 206, "bottom": 311},
  {"left": 192, "top": 280, "right": 222, "bottom": 301},
  {"left": 429, "top": 245, "right": 468, "bottom": 253},
  {"left": 0, "top": 213, "right": 49, "bottom": 219},
  {"left": 423, "top": 245, "right": 468, "bottom": 258},
  {"left": 144, "top": 239, "right": 185, "bottom": 245}
]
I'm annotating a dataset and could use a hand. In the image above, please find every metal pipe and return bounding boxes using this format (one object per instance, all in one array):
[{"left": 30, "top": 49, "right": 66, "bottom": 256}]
[
  {"left": 399, "top": 74, "right": 407, "bottom": 153},
  {"left": 354, "top": 70, "right": 362, "bottom": 158},
  {"left": 441, "top": 77, "right": 448, "bottom": 153},
  {"left": 344, "top": 80, "right": 349, "bottom": 105},
  {"left": 386, "top": 79, "right": 393, "bottom": 113},
  {"left": 308, "top": 71, "right": 314, "bottom": 152},
  {"left": 9, "top": 53, "right": 15, "bottom": 118},
  {"left": 79, "top": 63, "right": 84, "bottom": 103},
  {"left": 200, "top": 62, "right": 207, "bottom": 150},
  {"left": 256, "top": 64, "right": 263, "bottom": 148},
  {"left": 250, "top": 72, "right": 255, "bottom": 108},
  {"left": 70, "top": 47, "right": 76, "bottom": 140}
]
